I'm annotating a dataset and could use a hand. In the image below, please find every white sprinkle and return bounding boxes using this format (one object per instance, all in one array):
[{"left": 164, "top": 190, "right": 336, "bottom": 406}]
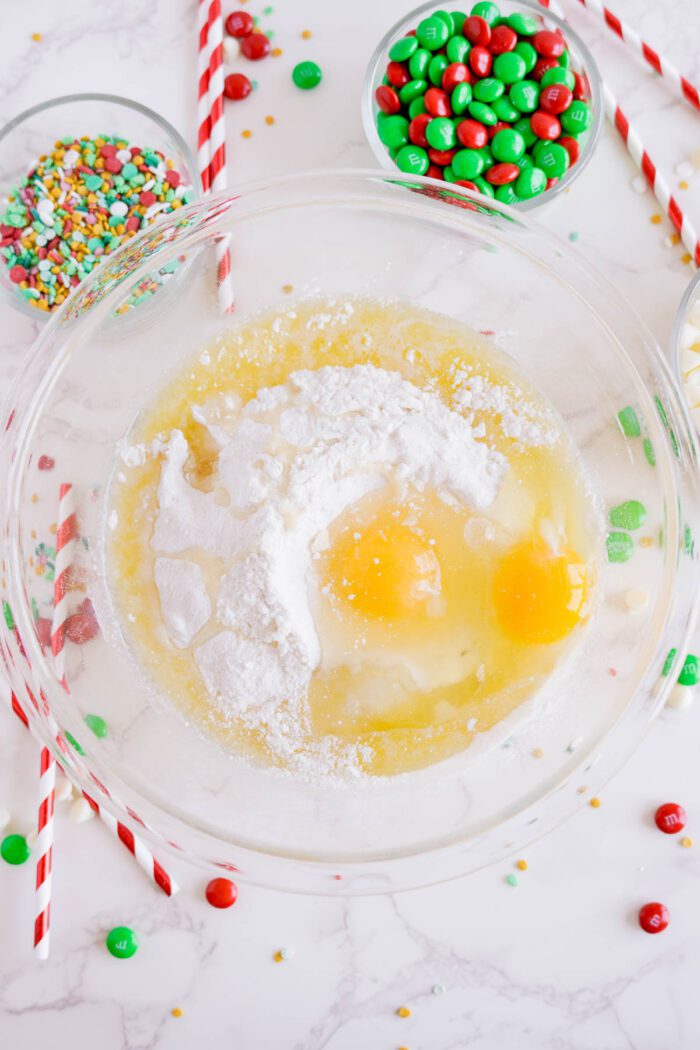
[
  {"left": 667, "top": 684, "right": 695, "bottom": 710},
  {"left": 110, "top": 201, "right": 129, "bottom": 218},
  {"left": 467, "top": 717, "right": 478, "bottom": 731},
  {"left": 116, "top": 148, "right": 132, "bottom": 164},
  {"left": 631, "top": 175, "right": 647, "bottom": 194},
  {"left": 566, "top": 736, "right": 583, "bottom": 753},
  {"left": 432, "top": 983, "right": 445, "bottom": 996},
  {"left": 62, "top": 149, "right": 79, "bottom": 168},
  {"left": 279, "top": 947, "right": 293, "bottom": 960},
  {"left": 625, "top": 588, "right": 649, "bottom": 612},
  {"left": 223, "top": 37, "right": 240, "bottom": 61},
  {"left": 675, "top": 160, "right": 694, "bottom": 179},
  {"left": 68, "top": 797, "right": 95, "bottom": 823}
]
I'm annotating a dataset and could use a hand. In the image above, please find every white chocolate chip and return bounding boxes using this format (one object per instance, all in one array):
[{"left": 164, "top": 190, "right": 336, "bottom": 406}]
[
  {"left": 667, "top": 683, "right": 695, "bottom": 710},
  {"left": 54, "top": 776, "right": 73, "bottom": 802},
  {"left": 68, "top": 797, "right": 95, "bottom": 823},
  {"left": 625, "top": 588, "right": 649, "bottom": 612},
  {"left": 675, "top": 160, "right": 694, "bottom": 179}
]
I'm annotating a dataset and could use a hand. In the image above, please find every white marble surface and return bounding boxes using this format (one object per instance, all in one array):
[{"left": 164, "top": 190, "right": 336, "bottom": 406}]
[{"left": 1, "top": 0, "right": 700, "bottom": 1047}]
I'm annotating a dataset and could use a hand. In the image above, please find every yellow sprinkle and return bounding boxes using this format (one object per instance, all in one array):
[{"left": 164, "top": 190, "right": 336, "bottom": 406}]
[
  {"left": 679, "top": 180, "right": 689, "bottom": 190},
  {"left": 577, "top": 785, "right": 587, "bottom": 794},
  {"left": 31, "top": 32, "right": 42, "bottom": 42},
  {"left": 650, "top": 214, "right": 662, "bottom": 225},
  {"left": 31, "top": 494, "right": 39, "bottom": 504},
  {"left": 265, "top": 115, "right": 275, "bottom": 125},
  {"left": 682, "top": 252, "right": 692, "bottom": 264},
  {"left": 531, "top": 747, "right": 543, "bottom": 759},
  {"left": 670, "top": 232, "right": 681, "bottom": 245},
  {"left": 681, "top": 836, "right": 693, "bottom": 848},
  {"left": 171, "top": 1008, "right": 183, "bottom": 1018},
  {"left": 639, "top": 536, "right": 654, "bottom": 548},
  {"left": 273, "top": 950, "right": 284, "bottom": 962},
  {"left": 272, "top": 47, "right": 283, "bottom": 56},
  {"left": 516, "top": 859, "right": 528, "bottom": 871},
  {"left": 589, "top": 797, "right": 601, "bottom": 808},
  {"left": 396, "top": 1006, "right": 411, "bottom": 1018},
  {"left": 282, "top": 283, "right": 294, "bottom": 294},
  {"left": 301, "top": 29, "right": 313, "bottom": 39},
  {"left": 241, "top": 129, "right": 253, "bottom": 139}
]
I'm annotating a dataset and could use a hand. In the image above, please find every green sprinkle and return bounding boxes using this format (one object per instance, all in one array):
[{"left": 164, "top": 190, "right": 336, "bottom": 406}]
[
  {"left": 3, "top": 601, "right": 14, "bottom": 631},
  {"left": 121, "top": 162, "right": 138, "bottom": 180},
  {"left": 685, "top": 525, "right": 694, "bottom": 555},
  {"left": 1, "top": 834, "right": 30, "bottom": 865},
  {"left": 106, "top": 926, "right": 139, "bottom": 959},
  {"left": 85, "top": 714, "right": 108, "bottom": 739},
  {"left": 643, "top": 437, "right": 656, "bottom": 465},
  {"left": 568, "top": 230, "right": 579, "bottom": 242},
  {"left": 84, "top": 175, "right": 103, "bottom": 191},
  {"left": 263, "top": 4, "right": 274, "bottom": 12},
  {"left": 606, "top": 531, "right": 635, "bottom": 563},
  {"left": 678, "top": 653, "right": 699, "bottom": 686},
  {"left": 609, "top": 500, "right": 647, "bottom": 531},
  {"left": 663, "top": 648, "right": 678, "bottom": 676},
  {"left": 505, "top": 873, "right": 519, "bottom": 887},
  {"left": 65, "top": 731, "right": 85, "bottom": 756},
  {"left": 292, "top": 60, "right": 322, "bottom": 90},
  {"left": 617, "top": 406, "right": 641, "bottom": 437}
]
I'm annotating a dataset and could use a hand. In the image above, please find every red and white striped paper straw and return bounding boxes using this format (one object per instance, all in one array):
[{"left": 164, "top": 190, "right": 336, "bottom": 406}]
[
  {"left": 539, "top": 0, "right": 700, "bottom": 266},
  {"left": 198, "top": 0, "right": 235, "bottom": 313},
  {"left": 197, "top": 0, "right": 213, "bottom": 192},
  {"left": 50, "top": 482, "right": 77, "bottom": 690},
  {"left": 34, "top": 745, "right": 55, "bottom": 959},
  {"left": 572, "top": 0, "right": 700, "bottom": 112},
  {"left": 82, "top": 791, "right": 177, "bottom": 896}
]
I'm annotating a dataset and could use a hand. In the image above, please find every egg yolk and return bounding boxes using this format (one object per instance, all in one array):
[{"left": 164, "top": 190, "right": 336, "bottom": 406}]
[
  {"left": 325, "top": 513, "right": 441, "bottom": 621},
  {"left": 493, "top": 539, "right": 591, "bottom": 645}
]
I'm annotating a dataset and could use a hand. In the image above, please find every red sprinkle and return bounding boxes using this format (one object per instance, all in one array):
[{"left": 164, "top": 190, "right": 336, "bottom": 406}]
[
  {"left": 103, "top": 157, "right": 122, "bottom": 174},
  {"left": 206, "top": 877, "right": 239, "bottom": 909},
  {"left": 100, "top": 144, "right": 118, "bottom": 158},
  {"left": 37, "top": 455, "right": 55, "bottom": 471},
  {"left": 225, "top": 10, "right": 254, "bottom": 37},
  {"left": 489, "top": 24, "right": 517, "bottom": 54},
  {"left": 9, "top": 265, "right": 27, "bottom": 284},
  {"left": 125, "top": 216, "right": 141, "bottom": 232},
  {"left": 224, "top": 72, "right": 252, "bottom": 101},
  {"left": 530, "top": 111, "right": 561, "bottom": 140},
  {"left": 139, "top": 190, "right": 157, "bottom": 207},
  {"left": 464, "top": 15, "right": 491, "bottom": 46},
  {"left": 241, "top": 32, "right": 271, "bottom": 60},
  {"left": 457, "top": 119, "right": 488, "bottom": 149},
  {"left": 164, "top": 169, "right": 181, "bottom": 188},
  {"left": 533, "top": 30, "right": 565, "bottom": 57},
  {"left": 639, "top": 901, "right": 670, "bottom": 934},
  {"left": 486, "top": 162, "right": 519, "bottom": 185},
  {"left": 469, "top": 45, "right": 493, "bottom": 78},
  {"left": 655, "top": 802, "right": 687, "bottom": 834},
  {"left": 539, "top": 84, "right": 574, "bottom": 114},
  {"left": 375, "top": 84, "right": 401, "bottom": 114},
  {"left": 386, "top": 61, "right": 410, "bottom": 88},
  {"left": 424, "top": 87, "right": 451, "bottom": 117}
]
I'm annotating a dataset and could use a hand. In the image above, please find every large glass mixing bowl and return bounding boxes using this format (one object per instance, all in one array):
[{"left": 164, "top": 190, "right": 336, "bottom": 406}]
[{"left": 0, "top": 171, "right": 698, "bottom": 894}]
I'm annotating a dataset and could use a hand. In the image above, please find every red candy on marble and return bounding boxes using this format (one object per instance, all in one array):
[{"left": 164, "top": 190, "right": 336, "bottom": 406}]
[
  {"left": 241, "top": 32, "right": 271, "bottom": 60},
  {"left": 225, "top": 10, "right": 254, "bottom": 37},
  {"left": 206, "top": 877, "right": 238, "bottom": 909},
  {"left": 639, "top": 902, "right": 670, "bottom": 934},
  {"left": 224, "top": 73, "right": 253, "bottom": 100},
  {"left": 655, "top": 802, "right": 686, "bottom": 834}
]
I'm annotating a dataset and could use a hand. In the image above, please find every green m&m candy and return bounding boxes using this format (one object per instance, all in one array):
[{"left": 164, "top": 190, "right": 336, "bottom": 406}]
[
  {"left": 515, "top": 165, "right": 547, "bottom": 199},
  {"left": 678, "top": 653, "right": 700, "bottom": 686},
  {"left": 106, "top": 926, "right": 139, "bottom": 959},
  {"left": 533, "top": 141, "right": 570, "bottom": 177},
  {"left": 1, "top": 834, "right": 30, "bottom": 865},
  {"left": 507, "top": 12, "right": 538, "bottom": 35},
  {"left": 388, "top": 36, "right": 418, "bottom": 62},
  {"left": 468, "top": 100, "right": 497, "bottom": 125},
  {"left": 409, "top": 48, "right": 431, "bottom": 79},
  {"left": 416, "top": 15, "right": 449, "bottom": 50},
  {"left": 400, "top": 78, "right": 428, "bottom": 104},
  {"left": 428, "top": 54, "right": 449, "bottom": 86},
  {"left": 408, "top": 97, "right": 427, "bottom": 118},
  {"left": 433, "top": 9, "right": 455, "bottom": 34},
  {"left": 446, "top": 36, "right": 470, "bottom": 64},
  {"left": 85, "top": 713, "right": 108, "bottom": 738},
  {"left": 474, "top": 77, "right": 505, "bottom": 103},
  {"left": 378, "top": 115, "right": 409, "bottom": 149},
  {"left": 471, "top": 1, "right": 501, "bottom": 26},
  {"left": 509, "top": 79, "right": 539, "bottom": 113},
  {"left": 492, "top": 97, "right": 519, "bottom": 122},
  {"left": 453, "top": 148, "right": 485, "bottom": 180},
  {"left": 495, "top": 183, "right": 520, "bottom": 205},
  {"left": 541, "top": 66, "right": 576, "bottom": 90},
  {"left": 561, "top": 100, "right": 592, "bottom": 134},
  {"left": 491, "top": 128, "right": 526, "bottom": 163},
  {"left": 472, "top": 175, "right": 495, "bottom": 197},
  {"left": 514, "top": 41, "right": 537, "bottom": 74},
  {"left": 292, "top": 61, "right": 322, "bottom": 90},
  {"left": 451, "top": 82, "right": 474, "bottom": 114},
  {"left": 493, "top": 51, "right": 527, "bottom": 85},
  {"left": 558, "top": 48, "right": 571, "bottom": 67},
  {"left": 426, "top": 117, "right": 456, "bottom": 150},
  {"left": 395, "top": 145, "right": 430, "bottom": 175},
  {"left": 451, "top": 10, "right": 467, "bottom": 34}
]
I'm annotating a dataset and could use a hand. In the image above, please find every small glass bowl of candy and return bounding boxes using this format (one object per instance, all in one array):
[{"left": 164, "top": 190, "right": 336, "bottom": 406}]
[
  {"left": 0, "top": 93, "right": 200, "bottom": 320},
  {"left": 362, "top": 0, "right": 603, "bottom": 209}
]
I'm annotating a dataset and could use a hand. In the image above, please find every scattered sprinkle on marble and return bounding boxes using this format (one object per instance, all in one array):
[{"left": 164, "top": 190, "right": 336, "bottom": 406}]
[
  {"left": 171, "top": 1008, "right": 183, "bottom": 1018},
  {"left": 666, "top": 683, "right": 694, "bottom": 710},
  {"left": 682, "top": 252, "right": 693, "bottom": 264},
  {"left": 265, "top": 115, "right": 275, "bottom": 125},
  {"left": 282, "top": 283, "right": 294, "bottom": 294},
  {"left": 679, "top": 180, "right": 690, "bottom": 190},
  {"left": 577, "top": 785, "right": 587, "bottom": 794},
  {"left": 397, "top": 1006, "right": 411, "bottom": 1018},
  {"left": 676, "top": 160, "right": 694, "bottom": 179},
  {"left": 650, "top": 214, "right": 662, "bottom": 225},
  {"left": 568, "top": 230, "right": 579, "bottom": 241},
  {"left": 609, "top": 667, "right": 618, "bottom": 676},
  {"left": 432, "top": 983, "right": 445, "bottom": 996},
  {"left": 631, "top": 175, "right": 646, "bottom": 193},
  {"left": 54, "top": 776, "right": 73, "bottom": 802},
  {"left": 516, "top": 859, "right": 528, "bottom": 871},
  {"left": 241, "top": 129, "right": 253, "bottom": 139},
  {"left": 589, "top": 797, "right": 601, "bottom": 808},
  {"left": 566, "top": 737, "right": 583, "bottom": 753},
  {"left": 505, "top": 873, "right": 518, "bottom": 887},
  {"left": 274, "top": 947, "right": 293, "bottom": 962},
  {"left": 68, "top": 797, "right": 95, "bottom": 823},
  {"left": 531, "top": 747, "right": 544, "bottom": 759},
  {"left": 681, "top": 836, "right": 694, "bottom": 848},
  {"left": 625, "top": 588, "right": 649, "bottom": 612},
  {"left": 639, "top": 535, "right": 654, "bottom": 548},
  {"left": 301, "top": 29, "right": 313, "bottom": 38},
  {"left": 271, "top": 47, "right": 283, "bottom": 57},
  {"left": 31, "top": 32, "right": 42, "bottom": 42}
]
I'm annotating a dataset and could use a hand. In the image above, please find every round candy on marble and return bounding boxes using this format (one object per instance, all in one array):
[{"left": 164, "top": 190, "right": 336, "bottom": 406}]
[
  {"left": 106, "top": 926, "right": 139, "bottom": 958},
  {"left": 206, "top": 877, "right": 239, "bottom": 909},
  {"left": 655, "top": 802, "right": 687, "bottom": 834},
  {"left": 638, "top": 902, "right": 670, "bottom": 934},
  {"left": 1, "top": 833, "right": 30, "bottom": 865}
]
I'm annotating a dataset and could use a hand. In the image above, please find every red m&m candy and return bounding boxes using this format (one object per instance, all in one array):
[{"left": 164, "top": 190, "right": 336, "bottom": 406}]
[
  {"left": 558, "top": 136, "right": 580, "bottom": 164},
  {"left": 387, "top": 61, "right": 411, "bottom": 88},
  {"left": 539, "top": 83, "right": 573, "bottom": 114},
  {"left": 442, "top": 63, "right": 470, "bottom": 92},
  {"left": 654, "top": 802, "right": 686, "bottom": 834},
  {"left": 469, "top": 46, "right": 493, "bottom": 78},
  {"left": 224, "top": 73, "right": 253, "bottom": 101},
  {"left": 639, "top": 901, "right": 670, "bottom": 934},
  {"left": 533, "top": 30, "right": 565, "bottom": 57},
  {"left": 457, "top": 119, "right": 488, "bottom": 149},
  {"left": 225, "top": 10, "right": 254, "bottom": 37},
  {"left": 409, "top": 113, "right": 431, "bottom": 146},
  {"left": 531, "top": 111, "right": 561, "bottom": 140},
  {"left": 206, "top": 877, "right": 238, "bottom": 909},
  {"left": 424, "top": 87, "right": 451, "bottom": 117},
  {"left": 485, "top": 162, "right": 519, "bottom": 185},
  {"left": 376, "top": 85, "right": 401, "bottom": 114},
  {"left": 533, "top": 56, "right": 559, "bottom": 81},
  {"left": 489, "top": 25, "right": 517, "bottom": 54},
  {"left": 241, "top": 32, "right": 271, "bottom": 60},
  {"left": 464, "top": 15, "right": 491, "bottom": 46}
]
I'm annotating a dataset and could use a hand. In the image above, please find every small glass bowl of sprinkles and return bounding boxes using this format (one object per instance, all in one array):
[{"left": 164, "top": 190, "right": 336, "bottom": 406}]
[
  {"left": 362, "top": 0, "right": 603, "bottom": 209},
  {"left": 0, "top": 93, "right": 200, "bottom": 319},
  {"left": 673, "top": 268, "right": 700, "bottom": 431}
]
